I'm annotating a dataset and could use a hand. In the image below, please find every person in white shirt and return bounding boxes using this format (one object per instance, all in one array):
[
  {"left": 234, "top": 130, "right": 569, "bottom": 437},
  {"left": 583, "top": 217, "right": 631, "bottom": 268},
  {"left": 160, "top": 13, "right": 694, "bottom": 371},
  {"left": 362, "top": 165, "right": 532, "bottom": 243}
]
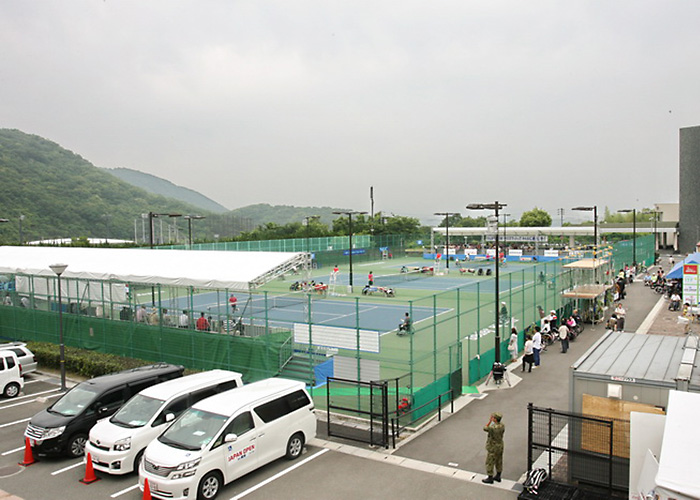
[
  {"left": 532, "top": 326, "right": 542, "bottom": 367},
  {"left": 614, "top": 303, "right": 626, "bottom": 331},
  {"left": 670, "top": 292, "right": 681, "bottom": 311},
  {"left": 522, "top": 335, "right": 534, "bottom": 373},
  {"left": 558, "top": 323, "right": 569, "bottom": 353},
  {"left": 507, "top": 328, "right": 518, "bottom": 362},
  {"left": 178, "top": 310, "right": 189, "bottom": 329}
]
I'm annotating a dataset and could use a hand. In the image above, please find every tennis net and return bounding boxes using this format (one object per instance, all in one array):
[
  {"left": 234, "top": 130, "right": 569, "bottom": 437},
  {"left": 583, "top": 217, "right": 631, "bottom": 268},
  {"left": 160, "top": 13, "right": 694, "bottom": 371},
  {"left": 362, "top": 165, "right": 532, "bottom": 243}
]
[
  {"left": 373, "top": 268, "right": 434, "bottom": 288},
  {"left": 246, "top": 292, "right": 309, "bottom": 314}
]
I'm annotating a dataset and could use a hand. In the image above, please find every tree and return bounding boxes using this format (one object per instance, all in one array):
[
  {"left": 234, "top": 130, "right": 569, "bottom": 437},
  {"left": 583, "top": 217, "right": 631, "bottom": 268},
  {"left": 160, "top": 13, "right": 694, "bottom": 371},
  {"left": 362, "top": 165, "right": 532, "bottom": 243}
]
[{"left": 519, "top": 207, "right": 552, "bottom": 227}]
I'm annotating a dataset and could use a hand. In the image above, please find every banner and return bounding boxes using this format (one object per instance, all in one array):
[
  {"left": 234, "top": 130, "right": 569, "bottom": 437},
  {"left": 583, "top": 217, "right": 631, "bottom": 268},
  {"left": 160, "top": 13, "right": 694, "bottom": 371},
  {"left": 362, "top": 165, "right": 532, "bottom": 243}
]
[{"left": 683, "top": 264, "right": 699, "bottom": 306}]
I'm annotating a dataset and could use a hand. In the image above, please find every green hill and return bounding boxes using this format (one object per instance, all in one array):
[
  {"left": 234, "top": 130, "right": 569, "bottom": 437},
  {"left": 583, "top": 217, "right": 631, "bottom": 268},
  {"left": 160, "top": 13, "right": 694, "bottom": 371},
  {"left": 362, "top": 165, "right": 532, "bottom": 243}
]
[
  {"left": 0, "top": 129, "right": 209, "bottom": 244},
  {"left": 106, "top": 167, "right": 229, "bottom": 214}
]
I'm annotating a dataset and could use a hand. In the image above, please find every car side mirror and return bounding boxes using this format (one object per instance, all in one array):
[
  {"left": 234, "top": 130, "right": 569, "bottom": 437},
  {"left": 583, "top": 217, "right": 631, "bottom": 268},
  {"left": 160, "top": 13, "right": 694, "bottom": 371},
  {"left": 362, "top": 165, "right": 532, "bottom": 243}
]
[
  {"left": 224, "top": 433, "right": 238, "bottom": 443},
  {"left": 98, "top": 406, "right": 109, "bottom": 416},
  {"left": 165, "top": 413, "right": 175, "bottom": 423}
]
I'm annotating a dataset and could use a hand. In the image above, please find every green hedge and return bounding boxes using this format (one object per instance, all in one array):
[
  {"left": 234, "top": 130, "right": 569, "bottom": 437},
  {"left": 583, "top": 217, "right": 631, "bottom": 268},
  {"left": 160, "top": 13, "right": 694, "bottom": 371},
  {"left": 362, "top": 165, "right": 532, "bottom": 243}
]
[{"left": 26, "top": 341, "right": 168, "bottom": 379}]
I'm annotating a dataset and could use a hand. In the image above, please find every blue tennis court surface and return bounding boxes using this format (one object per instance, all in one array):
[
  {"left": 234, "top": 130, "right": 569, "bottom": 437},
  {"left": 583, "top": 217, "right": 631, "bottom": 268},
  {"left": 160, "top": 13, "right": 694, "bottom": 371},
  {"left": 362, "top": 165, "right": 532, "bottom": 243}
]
[{"left": 157, "top": 290, "right": 447, "bottom": 333}]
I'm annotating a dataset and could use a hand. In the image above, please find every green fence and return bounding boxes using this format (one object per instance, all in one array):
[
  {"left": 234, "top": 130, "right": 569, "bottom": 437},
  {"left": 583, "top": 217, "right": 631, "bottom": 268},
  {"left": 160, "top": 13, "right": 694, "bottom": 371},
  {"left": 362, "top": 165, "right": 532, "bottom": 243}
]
[
  {"left": 0, "top": 237, "right": 652, "bottom": 401},
  {"left": 0, "top": 306, "right": 289, "bottom": 382}
]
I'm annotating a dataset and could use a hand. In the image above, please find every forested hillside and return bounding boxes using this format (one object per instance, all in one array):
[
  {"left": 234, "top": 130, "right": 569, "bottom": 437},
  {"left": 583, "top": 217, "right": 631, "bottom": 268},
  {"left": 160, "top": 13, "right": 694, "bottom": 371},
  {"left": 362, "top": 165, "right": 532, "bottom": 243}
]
[{"left": 0, "top": 129, "right": 206, "bottom": 243}]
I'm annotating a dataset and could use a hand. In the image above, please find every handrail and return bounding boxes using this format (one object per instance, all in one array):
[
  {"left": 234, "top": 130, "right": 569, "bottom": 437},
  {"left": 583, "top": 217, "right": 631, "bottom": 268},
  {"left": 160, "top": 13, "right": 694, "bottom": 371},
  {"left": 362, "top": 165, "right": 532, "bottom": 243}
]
[{"left": 390, "top": 389, "right": 454, "bottom": 447}]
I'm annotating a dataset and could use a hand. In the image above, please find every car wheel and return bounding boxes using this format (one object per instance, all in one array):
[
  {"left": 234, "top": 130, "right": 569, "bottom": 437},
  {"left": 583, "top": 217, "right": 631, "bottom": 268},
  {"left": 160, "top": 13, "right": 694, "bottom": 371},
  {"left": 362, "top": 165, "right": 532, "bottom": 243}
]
[
  {"left": 133, "top": 449, "right": 145, "bottom": 473},
  {"left": 197, "top": 471, "right": 222, "bottom": 500},
  {"left": 66, "top": 433, "right": 88, "bottom": 458},
  {"left": 3, "top": 382, "right": 20, "bottom": 398},
  {"left": 285, "top": 432, "right": 304, "bottom": 460}
]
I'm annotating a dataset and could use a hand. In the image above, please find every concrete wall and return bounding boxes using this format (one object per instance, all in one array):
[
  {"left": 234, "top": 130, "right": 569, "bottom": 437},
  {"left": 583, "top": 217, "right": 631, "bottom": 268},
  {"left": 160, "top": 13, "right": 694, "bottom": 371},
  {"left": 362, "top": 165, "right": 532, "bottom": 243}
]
[{"left": 679, "top": 126, "right": 700, "bottom": 253}]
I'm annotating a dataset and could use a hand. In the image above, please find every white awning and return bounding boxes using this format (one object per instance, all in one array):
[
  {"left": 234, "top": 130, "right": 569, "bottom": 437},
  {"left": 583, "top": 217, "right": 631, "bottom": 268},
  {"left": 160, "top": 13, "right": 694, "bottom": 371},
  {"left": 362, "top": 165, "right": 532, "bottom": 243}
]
[{"left": 0, "top": 246, "right": 306, "bottom": 292}]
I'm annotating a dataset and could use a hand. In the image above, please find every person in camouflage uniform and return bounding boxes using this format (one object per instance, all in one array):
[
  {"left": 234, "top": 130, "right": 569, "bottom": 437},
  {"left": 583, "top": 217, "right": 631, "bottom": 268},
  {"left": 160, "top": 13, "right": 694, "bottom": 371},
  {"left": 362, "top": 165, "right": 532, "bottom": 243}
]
[{"left": 482, "top": 412, "right": 505, "bottom": 483}]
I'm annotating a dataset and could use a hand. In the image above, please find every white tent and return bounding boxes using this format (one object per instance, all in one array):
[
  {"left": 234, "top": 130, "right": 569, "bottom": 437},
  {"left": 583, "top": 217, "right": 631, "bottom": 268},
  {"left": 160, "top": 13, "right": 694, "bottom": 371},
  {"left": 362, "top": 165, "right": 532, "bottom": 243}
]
[
  {"left": 0, "top": 246, "right": 307, "bottom": 292},
  {"left": 654, "top": 391, "right": 700, "bottom": 499}
]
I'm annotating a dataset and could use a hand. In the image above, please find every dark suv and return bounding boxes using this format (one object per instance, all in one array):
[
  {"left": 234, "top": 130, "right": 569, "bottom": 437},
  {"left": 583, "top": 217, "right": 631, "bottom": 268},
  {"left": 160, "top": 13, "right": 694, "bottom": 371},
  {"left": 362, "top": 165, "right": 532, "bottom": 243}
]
[{"left": 25, "top": 363, "right": 184, "bottom": 457}]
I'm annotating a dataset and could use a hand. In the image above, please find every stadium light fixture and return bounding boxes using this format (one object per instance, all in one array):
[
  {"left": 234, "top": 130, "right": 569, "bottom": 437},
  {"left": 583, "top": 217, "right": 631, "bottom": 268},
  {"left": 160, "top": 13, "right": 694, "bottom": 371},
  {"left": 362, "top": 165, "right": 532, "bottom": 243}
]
[
  {"left": 184, "top": 215, "right": 206, "bottom": 248},
  {"left": 466, "top": 201, "right": 507, "bottom": 364},
  {"left": 572, "top": 206, "right": 598, "bottom": 258},
  {"left": 434, "top": 212, "right": 460, "bottom": 270},
  {"left": 49, "top": 263, "right": 68, "bottom": 391},
  {"left": 617, "top": 208, "right": 637, "bottom": 266},
  {"left": 148, "top": 212, "right": 182, "bottom": 248},
  {"left": 332, "top": 210, "right": 368, "bottom": 293}
]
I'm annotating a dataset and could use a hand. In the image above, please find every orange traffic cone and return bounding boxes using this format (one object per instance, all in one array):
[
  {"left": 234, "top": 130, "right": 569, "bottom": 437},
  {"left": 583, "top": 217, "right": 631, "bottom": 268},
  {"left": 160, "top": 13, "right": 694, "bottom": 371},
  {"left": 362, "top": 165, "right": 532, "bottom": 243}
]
[
  {"left": 142, "top": 478, "right": 152, "bottom": 500},
  {"left": 79, "top": 453, "right": 100, "bottom": 484},
  {"left": 18, "top": 437, "right": 37, "bottom": 466}
]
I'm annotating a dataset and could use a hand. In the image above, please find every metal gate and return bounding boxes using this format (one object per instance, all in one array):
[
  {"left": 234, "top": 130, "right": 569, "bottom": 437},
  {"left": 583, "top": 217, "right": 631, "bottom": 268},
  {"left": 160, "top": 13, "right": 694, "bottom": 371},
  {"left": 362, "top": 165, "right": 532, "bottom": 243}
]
[
  {"left": 527, "top": 403, "right": 630, "bottom": 493},
  {"left": 326, "top": 376, "right": 389, "bottom": 448}
]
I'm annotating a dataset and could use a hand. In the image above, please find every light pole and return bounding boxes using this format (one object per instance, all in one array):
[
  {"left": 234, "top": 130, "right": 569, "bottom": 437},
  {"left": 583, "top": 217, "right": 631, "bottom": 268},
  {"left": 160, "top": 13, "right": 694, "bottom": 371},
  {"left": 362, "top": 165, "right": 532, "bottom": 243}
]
[
  {"left": 572, "top": 206, "right": 598, "bottom": 258},
  {"left": 434, "top": 212, "right": 460, "bottom": 270},
  {"left": 618, "top": 208, "right": 637, "bottom": 266},
  {"left": 148, "top": 212, "right": 182, "bottom": 248},
  {"left": 19, "top": 215, "right": 25, "bottom": 245},
  {"left": 49, "top": 263, "right": 68, "bottom": 391},
  {"left": 501, "top": 213, "right": 511, "bottom": 255},
  {"left": 467, "top": 201, "right": 507, "bottom": 364},
  {"left": 184, "top": 215, "right": 206, "bottom": 248},
  {"left": 303, "top": 215, "right": 320, "bottom": 279},
  {"left": 332, "top": 211, "right": 367, "bottom": 293}
]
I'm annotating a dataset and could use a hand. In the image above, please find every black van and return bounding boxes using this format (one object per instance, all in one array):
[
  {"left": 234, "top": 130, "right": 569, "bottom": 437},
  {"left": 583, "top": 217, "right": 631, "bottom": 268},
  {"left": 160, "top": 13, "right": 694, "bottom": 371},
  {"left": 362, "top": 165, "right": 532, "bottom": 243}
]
[{"left": 25, "top": 363, "right": 184, "bottom": 458}]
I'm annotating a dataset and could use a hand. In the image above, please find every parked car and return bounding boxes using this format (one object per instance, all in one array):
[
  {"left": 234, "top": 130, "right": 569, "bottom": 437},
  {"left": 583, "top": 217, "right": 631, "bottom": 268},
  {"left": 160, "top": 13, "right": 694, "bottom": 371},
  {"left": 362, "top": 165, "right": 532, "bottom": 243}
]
[
  {"left": 0, "top": 350, "right": 23, "bottom": 398},
  {"left": 86, "top": 369, "right": 244, "bottom": 475},
  {"left": 25, "top": 363, "right": 184, "bottom": 457},
  {"left": 139, "top": 378, "right": 316, "bottom": 500},
  {"left": 0, "top": 342, "right": 38, "bottom": 374}
]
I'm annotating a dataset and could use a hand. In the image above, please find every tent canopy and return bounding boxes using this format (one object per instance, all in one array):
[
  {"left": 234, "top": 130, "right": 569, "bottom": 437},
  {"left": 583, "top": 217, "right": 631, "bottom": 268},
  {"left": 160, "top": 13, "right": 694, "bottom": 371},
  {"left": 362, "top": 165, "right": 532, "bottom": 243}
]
[
  {"left": 656, "top": 390, "right": 700, "bottom": 499},
  {"left": 666, "top": 252, "right": 700, "bottom": 280},
  {"left": 0, "top": 246, "right": 306, "bottom": 292}
]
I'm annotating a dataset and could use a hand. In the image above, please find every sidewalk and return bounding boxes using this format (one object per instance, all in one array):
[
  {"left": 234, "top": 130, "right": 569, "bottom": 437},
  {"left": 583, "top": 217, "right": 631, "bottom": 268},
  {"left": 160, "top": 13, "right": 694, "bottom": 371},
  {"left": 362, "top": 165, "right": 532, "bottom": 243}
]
[{"left": 385, "top": 254, "right": 681, "bottom": 490}]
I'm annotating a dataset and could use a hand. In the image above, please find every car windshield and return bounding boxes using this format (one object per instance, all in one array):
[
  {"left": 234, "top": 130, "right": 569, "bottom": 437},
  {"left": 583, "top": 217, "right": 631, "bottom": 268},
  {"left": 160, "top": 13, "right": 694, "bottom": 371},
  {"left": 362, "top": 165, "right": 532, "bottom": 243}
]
[
  {"left": 49, "top": 385, "right": 100, "bottom": 417},
  {"left": 110, "top": 394, "right": 164, "bottom": 428},
  {"left": 158, "top": 408, "right": 228, "bottom": 451}
]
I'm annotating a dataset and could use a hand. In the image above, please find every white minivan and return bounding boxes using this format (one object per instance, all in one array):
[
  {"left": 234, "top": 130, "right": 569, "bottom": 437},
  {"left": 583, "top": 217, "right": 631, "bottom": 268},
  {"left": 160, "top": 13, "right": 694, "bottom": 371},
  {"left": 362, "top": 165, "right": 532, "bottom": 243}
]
[
  {"left": 139, "top": 378, "right": 316, "bottom": 500},
  {"left": 86, "top": 369, "right": 243, "bottom": 475},
  {"left": 0, "top": 350, "right": 23, "bottom": 398}
]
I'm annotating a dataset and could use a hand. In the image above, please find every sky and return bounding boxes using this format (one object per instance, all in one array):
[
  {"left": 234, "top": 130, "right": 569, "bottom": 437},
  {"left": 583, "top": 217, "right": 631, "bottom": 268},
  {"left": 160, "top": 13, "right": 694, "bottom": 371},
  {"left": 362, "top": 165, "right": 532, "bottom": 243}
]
[{"left": 2, "top": 1, "right": 698, "bottom": 225}]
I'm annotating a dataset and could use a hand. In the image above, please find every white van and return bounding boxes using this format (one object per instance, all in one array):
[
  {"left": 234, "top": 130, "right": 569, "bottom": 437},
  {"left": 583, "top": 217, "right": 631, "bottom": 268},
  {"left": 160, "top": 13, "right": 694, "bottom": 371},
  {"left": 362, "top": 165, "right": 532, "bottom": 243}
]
[
  {"left": 139, "top": 378, "right": 316, "bottom": 500},
  {"left": 0, "top": 350, "right": 23, "bottom": 398},
  {"left": 86, "top": 369, "right": 243, "bottom": 475}
]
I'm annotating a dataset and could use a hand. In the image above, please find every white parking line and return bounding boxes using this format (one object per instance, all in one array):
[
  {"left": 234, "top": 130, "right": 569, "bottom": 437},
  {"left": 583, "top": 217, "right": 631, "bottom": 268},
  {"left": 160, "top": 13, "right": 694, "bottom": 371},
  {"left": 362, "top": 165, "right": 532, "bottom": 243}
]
[
  {"left": 1, "top": 445, "right": 25, "bottom": 456},
  {"left": 0, "top": 417, "right": 30, "bottom": 429},
  {"left": 110, "top": 483, "right": 140, "bottom": 498},
  {"left": 51, "top": 460, "right": 84, "bottom": 475},
  {"left": 0, "top": 391, "right": 62, "bottom": 410},
  {"left": 230, "top": 448, "right": 329, "bottom": 500},
  {"left": 0, "top": 387, "right": 59, "bottom": 405}
]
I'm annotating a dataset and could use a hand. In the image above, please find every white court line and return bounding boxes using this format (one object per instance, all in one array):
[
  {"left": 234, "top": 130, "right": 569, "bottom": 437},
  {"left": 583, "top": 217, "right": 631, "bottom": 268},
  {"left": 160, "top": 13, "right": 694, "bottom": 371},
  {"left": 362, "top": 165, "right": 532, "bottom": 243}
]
[
  {"left": 51, "top": 460, "right": 84, "bottom": 475},
  {"left": 230, "top": 448, "right": 329, "bottom": 500},
  {"left": 1, "top": 445, "right": 25, "bottom": 456},
  {"left": 0, "top": 417, "right": 31, "bottom": 429},
  {"left": 110, "top": 483, "right": 140, "bottom": 498}
]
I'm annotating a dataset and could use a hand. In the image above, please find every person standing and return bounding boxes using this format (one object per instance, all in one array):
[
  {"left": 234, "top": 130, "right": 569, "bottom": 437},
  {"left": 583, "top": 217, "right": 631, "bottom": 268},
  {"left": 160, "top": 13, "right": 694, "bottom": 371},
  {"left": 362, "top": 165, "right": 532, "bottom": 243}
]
[
  {"left": 368, "top": 271, "right": 374, "bottom": 285},
  {"left": 532, "top": 326, "right": 542, "bottom": 368},
  {"left": 507, "top": 328, "right": 518, "bottom": 362},
  {"left": 228, "top": 294, "right": 237, "bottom": 313},
  {"left": 558, "top": 322, "right": 569, "bottom": 353},
  {"left": 522, "top": 334, "right": 534, "bottom": 372},
  {"left": 482, "top": 412, "right": 505, "bottom": 484},
  {"left": 614, "top": 303, "right": 626, "bottom": 331},
  {"left": 136, "top": 305, "right": 148, "bottom": 323}
]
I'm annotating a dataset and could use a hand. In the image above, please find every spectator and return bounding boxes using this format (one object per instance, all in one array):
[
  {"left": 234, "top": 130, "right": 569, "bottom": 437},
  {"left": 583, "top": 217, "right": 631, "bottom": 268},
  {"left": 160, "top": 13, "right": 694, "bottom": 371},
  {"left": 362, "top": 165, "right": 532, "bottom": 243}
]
[
  {"left": 522, "top": 335, "right": 534, "bottom": 373},
  {"left": 558, "top": 322, "right": 569, "bottom": 353},
  {"left": 507, "top": 328, "right": 518, "bottom": 362},
  {"left": 532, "top": 326, "right": 542, "bottom": 368},
  {"left": 196, "top": 312, "right": 210, "bottom": 331},
  {"left": 136, "top": 305, "right": 148, "bottom": 323},
  {"left": 179, "top": 310, "right": 189, "bottom": 329}
]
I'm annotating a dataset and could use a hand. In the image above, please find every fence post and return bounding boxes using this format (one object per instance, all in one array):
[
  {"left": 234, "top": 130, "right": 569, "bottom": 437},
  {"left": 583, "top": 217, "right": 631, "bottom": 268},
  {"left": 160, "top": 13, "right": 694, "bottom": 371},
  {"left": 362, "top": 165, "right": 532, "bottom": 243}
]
[
  {"left": 527, "top": 403, "right": 533, "bottom": 473},
  {"left": 326, "top": 378, "right": 331, "bottom": 440},
  {"left": 608, "top": 420, "right": 614, "bottom": 493}
]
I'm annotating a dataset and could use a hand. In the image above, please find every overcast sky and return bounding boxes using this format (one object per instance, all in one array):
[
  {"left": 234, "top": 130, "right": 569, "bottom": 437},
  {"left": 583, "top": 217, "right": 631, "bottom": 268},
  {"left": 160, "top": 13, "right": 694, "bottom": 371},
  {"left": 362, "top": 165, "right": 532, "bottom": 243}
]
[{"left": 2, "top": 1, "right": 698, "bottom": 224}]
